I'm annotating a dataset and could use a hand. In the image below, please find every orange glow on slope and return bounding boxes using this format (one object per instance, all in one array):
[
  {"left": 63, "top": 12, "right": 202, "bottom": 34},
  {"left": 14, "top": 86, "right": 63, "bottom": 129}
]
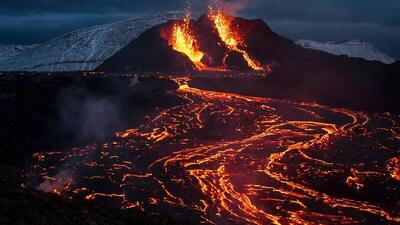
[
  {"left": 210, "top": 11, "right": 265, "bottom": 71},
  {"left": 169, "top": 14, "right": 205, "bottom": 70}
]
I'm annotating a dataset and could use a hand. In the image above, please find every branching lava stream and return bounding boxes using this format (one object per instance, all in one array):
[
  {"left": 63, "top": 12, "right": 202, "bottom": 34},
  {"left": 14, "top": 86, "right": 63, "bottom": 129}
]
[{"left": 25, "top": 75, "right": 400, "bottom": 224}]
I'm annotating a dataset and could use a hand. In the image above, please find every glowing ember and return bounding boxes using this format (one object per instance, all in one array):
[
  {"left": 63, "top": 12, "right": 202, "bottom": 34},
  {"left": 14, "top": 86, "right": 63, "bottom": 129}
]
[
  {"left": 169, "top": 13, "right": 205, "bottom": 70},
  {"left": 210, "top": 11, "right": 265, "bottom": 71}
]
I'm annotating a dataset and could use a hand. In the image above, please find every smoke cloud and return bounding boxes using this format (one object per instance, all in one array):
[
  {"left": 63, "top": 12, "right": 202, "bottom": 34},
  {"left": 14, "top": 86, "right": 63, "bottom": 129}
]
[
  {"left": 209, "top": 0, "right": 250, "bottom": 15},
  {"left": 217, "top": 0, "right": 249, "bottom": 14},
  {"left": 37, "top": 169, "right": 74, "bottom": 194},
  {"left": 56, "top": 85, "right": 122, "bottom": 143}
]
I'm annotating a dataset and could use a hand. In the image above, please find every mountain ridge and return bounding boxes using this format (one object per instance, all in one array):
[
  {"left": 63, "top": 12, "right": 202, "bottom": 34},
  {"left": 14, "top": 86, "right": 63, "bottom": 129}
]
[
  {"left": 296, "top": 39, "right": 395, "bottom": 64},
  {"left": 0, "top": 12, "right": 183, "bottom": 72}
]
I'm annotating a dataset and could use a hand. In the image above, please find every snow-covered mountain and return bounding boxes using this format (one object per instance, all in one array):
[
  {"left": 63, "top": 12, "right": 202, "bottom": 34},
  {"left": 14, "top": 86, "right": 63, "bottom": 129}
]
[
  {"left": 0, "top": 44, "right": 38, "bottom": 59},
  {"left": 296, "top": 39, "right": 396, "bottom": 64},
  {"left": 0, "top": 12, "right": 182, "bottom": 72}
]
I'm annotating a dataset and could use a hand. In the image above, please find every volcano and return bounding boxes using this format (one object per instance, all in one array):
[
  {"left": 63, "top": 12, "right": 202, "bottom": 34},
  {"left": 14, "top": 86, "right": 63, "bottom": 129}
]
[
  {"left": 97, "top": 14, "right": 277, "bottom": 72},
  {"left": 98, "top": 14, "right": 395, "bottom": 74},
  {"left": 97, "top": 14, "right": 400, "bottom": 112}
]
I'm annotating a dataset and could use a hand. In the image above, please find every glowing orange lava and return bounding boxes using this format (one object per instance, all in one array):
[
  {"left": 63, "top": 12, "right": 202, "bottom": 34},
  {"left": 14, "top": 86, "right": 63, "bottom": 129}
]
[
  {"left": 210, "top": 11, "right": 265, "bottom": 71},
  {"left": 169, "top": 14, "right": 205, "bottom": 70},
  {"left": 25, "top": 74, "right": 400, "bottom": 224}
]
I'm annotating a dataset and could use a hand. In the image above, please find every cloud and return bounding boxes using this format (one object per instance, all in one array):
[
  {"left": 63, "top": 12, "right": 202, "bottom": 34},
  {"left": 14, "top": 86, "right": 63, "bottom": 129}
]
[
  {"left": 0, "top": 0, "right": 183, "bottom": 15},
  {"left": 0, "top": 13, "right": 141, "bottom": 44},
  {"left": 207, "top": 0, "right": 250, "bottom": 14},
  {"left": 1, "top": 0, "right": 398, "bottom": 25},
  {"left": 241, "top": 0, "right": 400, "bottom": 25}
]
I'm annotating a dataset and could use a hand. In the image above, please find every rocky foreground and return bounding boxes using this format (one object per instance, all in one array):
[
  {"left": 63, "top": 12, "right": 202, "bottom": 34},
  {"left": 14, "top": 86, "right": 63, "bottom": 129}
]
[{"left": 0, "top": 73, "right": 192, "bottom": 225}]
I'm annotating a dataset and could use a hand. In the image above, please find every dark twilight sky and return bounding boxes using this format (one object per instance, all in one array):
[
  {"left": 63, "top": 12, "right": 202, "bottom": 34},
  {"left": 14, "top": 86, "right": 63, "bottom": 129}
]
[{"left": 1, "top": 0, "right": 399, "bottom": 58}]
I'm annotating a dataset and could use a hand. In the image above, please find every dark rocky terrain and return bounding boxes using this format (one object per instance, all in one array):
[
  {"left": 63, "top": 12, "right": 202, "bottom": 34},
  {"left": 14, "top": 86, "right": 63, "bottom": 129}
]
[
  {"left": 0, "top": 164, "right": 190, "bottom": 225},
  {"left": 0, "top": 73, "right": 180, "bottom": 166},
  {"left": 0, "top": 72, "right": 399, "bottom": 224},
  {"left": 0, "top": 73, "right": 192, "bottom": 225}
]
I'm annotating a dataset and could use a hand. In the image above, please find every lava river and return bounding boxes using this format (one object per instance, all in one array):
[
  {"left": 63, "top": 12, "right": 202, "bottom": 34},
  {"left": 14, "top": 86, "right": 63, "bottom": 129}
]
[{"left": 25, "top": 76, "right": 400, "bottom": 224}]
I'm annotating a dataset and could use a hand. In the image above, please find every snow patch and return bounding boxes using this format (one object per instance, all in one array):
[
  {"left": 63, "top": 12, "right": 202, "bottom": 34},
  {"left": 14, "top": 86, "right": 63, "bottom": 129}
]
[{"left": 296, "top": 39, "right": 396, "bottom": 64}]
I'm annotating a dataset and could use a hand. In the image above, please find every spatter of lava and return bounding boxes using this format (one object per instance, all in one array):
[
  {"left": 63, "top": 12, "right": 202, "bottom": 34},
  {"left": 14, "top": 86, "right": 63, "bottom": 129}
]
[
  {"left": 24, "top": 75, "right": 400, "bottom": 224},
  {"left": 168, "top": 11, "right": 205, "bottom": 70},
  {"left": 209, "top": 10, "right": 265, "bottom": 71}
]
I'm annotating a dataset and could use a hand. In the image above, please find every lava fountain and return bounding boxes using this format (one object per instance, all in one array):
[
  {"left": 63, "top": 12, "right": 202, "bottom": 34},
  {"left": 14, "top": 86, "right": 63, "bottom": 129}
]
[
  {"left": 165, "top": 0, "right": 268, "bottom": 72},
  {"left": 168, "top": 11, "right": 205, "bottom": 70},
  {"left": 209, "top": 9, "right": 265, "bottom": 71}
]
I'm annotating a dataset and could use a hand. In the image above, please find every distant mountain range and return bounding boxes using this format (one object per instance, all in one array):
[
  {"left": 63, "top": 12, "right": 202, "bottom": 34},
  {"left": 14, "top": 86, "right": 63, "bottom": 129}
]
[
  {"left": 0, "top": 12, "right": 397, "bottom": 72},
  {"left": 296, "top": 39, "right": 395, "bottom": 64},
  {"left": 0, "top": 12, "right": 182, "bottom": 72}
]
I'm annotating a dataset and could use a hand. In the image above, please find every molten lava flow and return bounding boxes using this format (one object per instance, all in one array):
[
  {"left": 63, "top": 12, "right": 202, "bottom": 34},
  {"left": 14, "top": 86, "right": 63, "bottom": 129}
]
[
  {"left": 210, "top": 11, "right": 265, "bottom": 71},
  {"left": 169, "top": 14, "right": 205, "bottom": 70},
  {"left": 25, "top": 75, "right": 400, "bottom": 224}
]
